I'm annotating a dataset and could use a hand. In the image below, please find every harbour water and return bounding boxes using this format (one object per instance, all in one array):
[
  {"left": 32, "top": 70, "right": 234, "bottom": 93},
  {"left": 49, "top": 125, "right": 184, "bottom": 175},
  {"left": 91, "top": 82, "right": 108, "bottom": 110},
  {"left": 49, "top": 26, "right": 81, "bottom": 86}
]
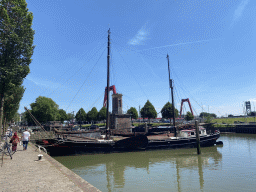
[{"left": 54, "top": 134, "right": 256, "bottom": 192}]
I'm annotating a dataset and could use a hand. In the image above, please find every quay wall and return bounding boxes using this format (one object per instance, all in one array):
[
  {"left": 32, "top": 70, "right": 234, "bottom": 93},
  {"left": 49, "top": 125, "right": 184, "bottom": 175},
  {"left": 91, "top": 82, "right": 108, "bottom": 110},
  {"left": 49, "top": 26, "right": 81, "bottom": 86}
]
[
  {"left": 31, "top": 144, "right": 102, "bottom": 192},
  {"left": 0, "top": 141, "right": 101, "bottom": 192},
  {"left": 215, "top": 124, "right": 256, "bottom": 134}
]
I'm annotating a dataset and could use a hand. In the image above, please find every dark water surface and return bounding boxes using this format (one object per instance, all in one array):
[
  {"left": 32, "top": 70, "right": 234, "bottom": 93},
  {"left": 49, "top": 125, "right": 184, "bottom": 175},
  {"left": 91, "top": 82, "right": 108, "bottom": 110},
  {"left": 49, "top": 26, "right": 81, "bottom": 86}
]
[{"left": 54, "top": 134, "right": 256, "bottom": 192}]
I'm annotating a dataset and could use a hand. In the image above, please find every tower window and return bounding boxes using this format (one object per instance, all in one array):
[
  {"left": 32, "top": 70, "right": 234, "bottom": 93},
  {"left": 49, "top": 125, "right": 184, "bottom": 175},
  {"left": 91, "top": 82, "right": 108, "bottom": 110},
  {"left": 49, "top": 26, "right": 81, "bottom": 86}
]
[{"left": 119, "top": 99, "right": 121, "bottom": 107}]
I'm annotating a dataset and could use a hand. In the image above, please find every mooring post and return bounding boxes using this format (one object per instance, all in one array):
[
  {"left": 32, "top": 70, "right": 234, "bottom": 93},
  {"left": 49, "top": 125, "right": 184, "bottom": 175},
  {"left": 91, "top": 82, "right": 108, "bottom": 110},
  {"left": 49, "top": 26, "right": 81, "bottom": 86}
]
[
  {"left": 195, "top": 120, "right": 201, "bottom": 155},
  {"left": 145, "top": 123, "right": 148, "bottom": 134}
]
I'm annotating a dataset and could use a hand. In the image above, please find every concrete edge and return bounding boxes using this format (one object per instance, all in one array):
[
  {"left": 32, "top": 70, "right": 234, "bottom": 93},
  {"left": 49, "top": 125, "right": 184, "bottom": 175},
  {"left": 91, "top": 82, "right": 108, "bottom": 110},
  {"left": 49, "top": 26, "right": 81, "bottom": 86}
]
[{"left": 30, "top": 143, "right": 101, "bottom": 192}]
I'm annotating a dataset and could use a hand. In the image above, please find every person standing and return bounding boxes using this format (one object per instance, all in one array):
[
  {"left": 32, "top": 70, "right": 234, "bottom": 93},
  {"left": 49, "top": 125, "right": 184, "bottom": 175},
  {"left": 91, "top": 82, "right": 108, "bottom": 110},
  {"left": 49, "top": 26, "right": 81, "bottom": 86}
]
[
  {"left": 22, "top": 129, "right": 30, "bottom": 150},
  {"left": 10, "top": 132, "right": 20, "bottom": 152},
  {"left": 9, "top": 129, "right": 13, "bottom": 137}
]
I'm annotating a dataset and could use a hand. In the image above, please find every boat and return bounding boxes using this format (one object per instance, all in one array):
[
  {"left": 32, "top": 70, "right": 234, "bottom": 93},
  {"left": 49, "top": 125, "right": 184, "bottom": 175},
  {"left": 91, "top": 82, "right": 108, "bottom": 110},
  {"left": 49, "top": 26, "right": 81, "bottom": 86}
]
[
  {"left": 147, "top": 127, "right": 220, "bottom": 149},
  {"left": 145, "top": 54, "right": 221, "bottom": 149},
  {"left": 28, "top": 29, "right": 148, "bottom": 155},
  {"left": 28, "top": 32, "right": 220, "bottom": 156}
]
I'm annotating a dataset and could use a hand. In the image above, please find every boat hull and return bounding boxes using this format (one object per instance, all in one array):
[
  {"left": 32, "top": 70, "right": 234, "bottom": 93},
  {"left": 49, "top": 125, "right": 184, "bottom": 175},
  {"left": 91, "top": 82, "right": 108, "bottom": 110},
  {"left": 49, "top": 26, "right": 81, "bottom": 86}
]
[
  {"left": 39, "top": 133, "right": 220, "bottom": 156},
  {"left": 147, "top": 133, "right": 220, "bottom": 149}
]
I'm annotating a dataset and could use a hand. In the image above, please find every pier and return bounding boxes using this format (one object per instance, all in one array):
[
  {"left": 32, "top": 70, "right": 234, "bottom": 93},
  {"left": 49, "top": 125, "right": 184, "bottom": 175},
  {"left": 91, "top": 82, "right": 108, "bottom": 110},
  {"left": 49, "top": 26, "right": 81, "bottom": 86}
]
[{"left": 0, "top": 142, "right": 101, "bottom": 192}]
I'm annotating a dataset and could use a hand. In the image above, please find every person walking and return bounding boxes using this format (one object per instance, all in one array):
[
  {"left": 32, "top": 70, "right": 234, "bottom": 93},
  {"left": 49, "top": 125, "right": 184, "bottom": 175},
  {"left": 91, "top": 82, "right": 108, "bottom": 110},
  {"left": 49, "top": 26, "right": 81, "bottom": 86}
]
[
  {"left": 22, "top": 129, "right": 30, "bottom": 150},
  {"left": 9, "top": 129, "right": 13, "bottom": 137},
  {"left": 10, "top": 132, "right": 20, "bottom": 152}
]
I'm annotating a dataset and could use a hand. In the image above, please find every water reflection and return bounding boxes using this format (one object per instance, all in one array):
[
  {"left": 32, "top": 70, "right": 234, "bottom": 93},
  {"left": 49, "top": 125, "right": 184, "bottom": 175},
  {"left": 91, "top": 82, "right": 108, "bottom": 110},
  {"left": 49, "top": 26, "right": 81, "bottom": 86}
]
[
  {"left": 54, "top": 134, "right": 256, "bottom": 192},
  {"left": 55, "top": 147, "right": 222, "bottom": 191}
]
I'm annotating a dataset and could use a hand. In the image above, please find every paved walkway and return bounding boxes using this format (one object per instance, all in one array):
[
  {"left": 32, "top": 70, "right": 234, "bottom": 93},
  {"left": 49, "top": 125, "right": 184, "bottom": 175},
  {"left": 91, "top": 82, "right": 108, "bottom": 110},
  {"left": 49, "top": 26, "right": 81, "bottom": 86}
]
[{"left": 0, "top": 142, "right": 101, "bottom": 192}]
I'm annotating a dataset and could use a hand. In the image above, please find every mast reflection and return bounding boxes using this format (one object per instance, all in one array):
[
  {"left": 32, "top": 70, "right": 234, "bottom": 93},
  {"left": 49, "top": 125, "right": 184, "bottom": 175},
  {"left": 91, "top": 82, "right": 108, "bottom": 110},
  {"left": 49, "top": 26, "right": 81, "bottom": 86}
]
[{"left": 58, "top": 147, "right": 222, "bottom": 191}]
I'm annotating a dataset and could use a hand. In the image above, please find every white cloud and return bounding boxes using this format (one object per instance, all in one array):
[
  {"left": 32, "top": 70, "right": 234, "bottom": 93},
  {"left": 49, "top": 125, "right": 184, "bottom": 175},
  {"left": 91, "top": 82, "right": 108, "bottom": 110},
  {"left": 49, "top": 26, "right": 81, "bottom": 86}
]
[
  {"left": 128, "top": 23, "right": 149, "bottom": 45},
  {"left": 26, "top": 76, "right": 60, "bottom": 89},
  {"left": 138, "top": 38, "right": 220, "bottom": 52},
  {"left": 231, "top": 0, "right": 250, "bottom": 26}
]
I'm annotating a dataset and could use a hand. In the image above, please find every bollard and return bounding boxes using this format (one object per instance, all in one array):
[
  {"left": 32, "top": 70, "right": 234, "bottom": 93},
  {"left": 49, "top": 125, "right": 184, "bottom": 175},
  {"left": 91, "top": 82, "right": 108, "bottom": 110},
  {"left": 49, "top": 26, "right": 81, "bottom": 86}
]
[
  {"left": 38, "top": 154, "right": 43, "bottom": 161},
  {"left": 195, "top": 120, "right": 201, "bottom": 155}
]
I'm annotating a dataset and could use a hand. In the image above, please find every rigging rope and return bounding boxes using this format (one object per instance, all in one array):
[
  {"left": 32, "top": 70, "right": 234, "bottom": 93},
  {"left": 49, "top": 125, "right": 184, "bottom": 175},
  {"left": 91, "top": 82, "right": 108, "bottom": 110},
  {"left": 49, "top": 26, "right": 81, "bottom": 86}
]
[
  {"left": 66, "top": 46, "right": 107, "bottom": 112},
  {"left": 113, "top": 46, "right": 148, "bottom": 99},
  {"left": 85, "top": 91, "right": 105, "bottom": 113},
  {"left": 46, "top": 40, "right": 107, "bottom": 98},
  {"left": 23, "top": 38, "right": 107, "bottom": 113}
]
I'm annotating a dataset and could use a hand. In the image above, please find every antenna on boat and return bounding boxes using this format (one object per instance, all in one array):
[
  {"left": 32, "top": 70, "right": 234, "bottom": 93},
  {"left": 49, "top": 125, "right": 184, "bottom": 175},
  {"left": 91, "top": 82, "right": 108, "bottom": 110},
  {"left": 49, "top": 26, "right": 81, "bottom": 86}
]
[
  {"left": 167, "top": 54, "right": 177, "bottom": 137},
  {"left": 106, "top": 29, "right": 111, "bottom": 139}
]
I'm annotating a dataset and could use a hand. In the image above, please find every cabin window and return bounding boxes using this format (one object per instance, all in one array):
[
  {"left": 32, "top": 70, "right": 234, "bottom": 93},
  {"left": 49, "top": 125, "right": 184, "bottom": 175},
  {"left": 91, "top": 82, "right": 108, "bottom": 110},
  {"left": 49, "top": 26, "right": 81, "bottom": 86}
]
[
  {"left": 199, "top": 131, "right": 201, "bottom": 134},
  {"left": 191, "top": 132, "right": 195, "bottom": 135}
]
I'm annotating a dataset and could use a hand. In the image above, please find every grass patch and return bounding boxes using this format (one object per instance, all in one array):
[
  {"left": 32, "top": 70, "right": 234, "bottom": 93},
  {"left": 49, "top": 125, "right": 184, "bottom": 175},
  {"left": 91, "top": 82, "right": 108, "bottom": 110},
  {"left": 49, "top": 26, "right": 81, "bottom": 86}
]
[{"left": 212, "top": 117, "right": 256, "bottom": 124}]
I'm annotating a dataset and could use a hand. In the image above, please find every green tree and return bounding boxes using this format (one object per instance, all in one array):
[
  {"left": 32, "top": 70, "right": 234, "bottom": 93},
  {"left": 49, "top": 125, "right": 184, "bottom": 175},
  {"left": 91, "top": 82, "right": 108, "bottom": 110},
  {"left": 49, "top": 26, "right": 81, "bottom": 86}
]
[
  {"left": 0, "top": 0, "right": 35, "bottom": 135},
  {"left": 199, "top": 112, "right": 216, "bottom": 118},
  {"left": 58, "top": 109, "right": 67, "bottom": 123},
  {"left": 20, "top": 112, "right": 27, "bottom": 125},
  {"left": 12, "top": 112, "right": 20, "bottom": 124},
  {"left": 205, "top": 116, "right": 212, "bottom": 124},
  {"left": 127, "top": 107, "right": 138, "bottom": 119},
  {"left": 98, "top": 106, "right": 106, "bottom": 121},
  {"left": 25, "top": 96, "right": 59, "bottom": 125},
  {"left": 67, "top": 113, "right": 74, "bottom": 122},
  {"left": 161, "top": 102, "right": 179, "bottom": 119},
  {"left": 2, "top": 85, "right": 25, "bottom": 131},
  {"left": 185, "top": 112, "right": 194, "bottom": 121},
  {"left": 87, "top": 107, "right": 98, "bottom": 124},
  {"left": 75, "top": 108, "right": 87, "bottom": 123},
  {"left": 140, "top": 100, "right": 157, "bottom": 123}
]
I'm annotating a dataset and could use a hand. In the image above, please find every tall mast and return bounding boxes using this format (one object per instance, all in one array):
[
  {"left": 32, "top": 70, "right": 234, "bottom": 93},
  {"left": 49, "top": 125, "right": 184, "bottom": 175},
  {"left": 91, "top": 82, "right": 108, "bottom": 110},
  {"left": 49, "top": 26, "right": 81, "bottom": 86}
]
[
  {"left": 167, "top": 54, "right": 176, "bottom": 137},
  {"left": 106, "top": 29, "right": 111, "bottom": 139}
]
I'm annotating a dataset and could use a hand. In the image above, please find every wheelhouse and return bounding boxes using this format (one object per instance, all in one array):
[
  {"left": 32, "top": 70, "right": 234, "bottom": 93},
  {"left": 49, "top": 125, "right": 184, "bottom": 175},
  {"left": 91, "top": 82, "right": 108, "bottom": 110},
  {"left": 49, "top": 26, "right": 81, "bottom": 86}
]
[{"left": 178, "top": 127, "right": 207, "bottom": 138}]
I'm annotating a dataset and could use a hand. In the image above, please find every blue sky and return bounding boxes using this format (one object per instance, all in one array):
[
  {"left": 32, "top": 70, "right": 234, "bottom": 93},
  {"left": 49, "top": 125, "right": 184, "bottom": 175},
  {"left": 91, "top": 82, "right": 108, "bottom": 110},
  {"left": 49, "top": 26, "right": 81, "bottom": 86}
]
[{"left": 19, "top": 0, "right": 256, "bottom": 117}]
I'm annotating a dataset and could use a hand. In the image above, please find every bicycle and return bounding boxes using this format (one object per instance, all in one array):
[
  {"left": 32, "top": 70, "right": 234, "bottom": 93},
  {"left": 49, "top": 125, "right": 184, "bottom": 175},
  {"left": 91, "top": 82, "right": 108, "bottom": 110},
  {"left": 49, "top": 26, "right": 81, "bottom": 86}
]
[
  {"left": 1, "top": 141, "right": 14, "bottom": 157},
  {"left": 1, "top": 135, "right": 15, "bottom": 159}
]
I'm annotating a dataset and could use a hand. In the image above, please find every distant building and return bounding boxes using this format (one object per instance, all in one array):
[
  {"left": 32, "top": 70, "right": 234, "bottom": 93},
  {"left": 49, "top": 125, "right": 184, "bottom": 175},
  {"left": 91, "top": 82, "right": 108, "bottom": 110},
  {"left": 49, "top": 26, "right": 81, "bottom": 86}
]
[{"left": 110, "top": 93, "right": 132, "bottom": 132}]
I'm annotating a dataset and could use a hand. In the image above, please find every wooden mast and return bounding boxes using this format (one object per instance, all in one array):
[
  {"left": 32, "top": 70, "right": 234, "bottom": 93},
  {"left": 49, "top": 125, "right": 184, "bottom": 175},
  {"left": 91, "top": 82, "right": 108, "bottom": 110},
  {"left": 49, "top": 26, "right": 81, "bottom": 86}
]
[
  {"left": 106, "top": 29, "right": 111, "bottom": 139},
  {"left": 167, "top": 54, "right": 176, "bottom": 137}
]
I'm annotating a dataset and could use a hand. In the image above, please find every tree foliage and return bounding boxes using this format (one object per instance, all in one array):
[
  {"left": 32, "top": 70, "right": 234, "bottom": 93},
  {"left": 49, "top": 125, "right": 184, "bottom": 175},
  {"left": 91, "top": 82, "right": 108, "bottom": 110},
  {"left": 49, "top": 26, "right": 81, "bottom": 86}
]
[
  {"left": 66, "top": 113, "right": 74, "bottom": 122},
  {"left": 25, "top": 96, "right": 59, "bottom": 125},
  {"left": 141, "top": 100, "right": 157, "bottom": 122},
  {"left": 205, "top": 116, "right": 213, "bottom": 124},
  {"left": 0, "top": 0, "right": 35, "bottom": 89},
  {"left": 1, "top": 85, "right": 24, "bottom": 132},
  {"left": 12, "top": 112, "right": 20, "bottom": 124},
  {"left": 75, "top": 108, "right": 87, "bottom": 123},
  {"left": 58, "top": 109, "right": 67, "bottom": 123},
  {"left": 161, "top": 102, "right": 179, "bottom": 119},
  {"left": 185, "top": 112, "right": 194, "bottom": 121},
  {"left": 127, "top": 107, "right": 138, "bottom": 119},
  {"left": 0, "top": 0, "right": 35, "bottom": 135},
  {"left": 199, "top": 112, "right": 216, "bottom": 118},
  {"left": 3, "top": 85, "right": 25, "bottom": 122},
  {"left": 87, "top": 107, "right": 98, "bottom": 123},
  {"left": 98, "top": 106, "right": 106, "bottom": 121}
]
